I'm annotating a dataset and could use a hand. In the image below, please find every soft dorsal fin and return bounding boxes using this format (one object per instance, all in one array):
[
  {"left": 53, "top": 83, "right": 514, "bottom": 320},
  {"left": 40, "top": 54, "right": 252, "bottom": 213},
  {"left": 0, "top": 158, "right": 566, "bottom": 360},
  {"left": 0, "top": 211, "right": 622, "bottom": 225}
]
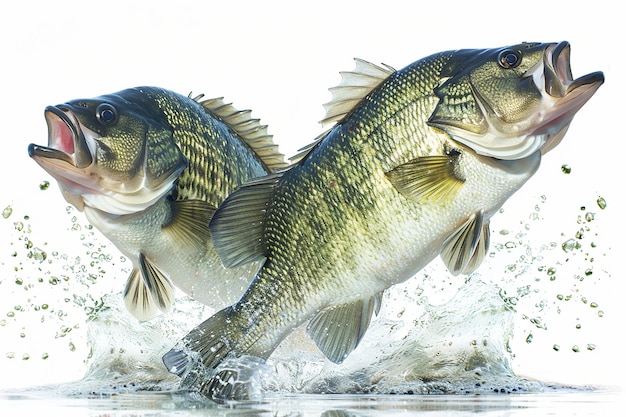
[
  {"left": 320, "top": 58, "right": 395, "bottom": 126},
  {"left": 385, "top": 153, "right": 465, "bottom": 203},
  {"left": 209, "top": 173, "right": 283, "bottom": 268},
  {"left": 162, "top": 199, "right": 216, "bottom": 253},
  {"left": 440, "top": 210, "right": 491, "bottom": 276},
  {"left": 123, "top": 253, "right": 175, "bottom": 321},
  {"left": 191, "top": 95, "right": 288, "bottom": 172},
  {"left": 306, "top": 292, "right": 383, "bottom": 364}
]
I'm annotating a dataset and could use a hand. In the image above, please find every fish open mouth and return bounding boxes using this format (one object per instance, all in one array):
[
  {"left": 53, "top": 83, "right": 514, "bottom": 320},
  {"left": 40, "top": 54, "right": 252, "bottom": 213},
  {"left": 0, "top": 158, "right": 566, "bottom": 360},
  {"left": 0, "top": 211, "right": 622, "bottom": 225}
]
[
  {"left": 530, "top": 41, "right": 604, "bottom": 154},
  {"left": 28, "top": 106, "right": 95, "bottom": 169},
  {"left": 28, "top": 106, "right": 102, "bottom": 210}
]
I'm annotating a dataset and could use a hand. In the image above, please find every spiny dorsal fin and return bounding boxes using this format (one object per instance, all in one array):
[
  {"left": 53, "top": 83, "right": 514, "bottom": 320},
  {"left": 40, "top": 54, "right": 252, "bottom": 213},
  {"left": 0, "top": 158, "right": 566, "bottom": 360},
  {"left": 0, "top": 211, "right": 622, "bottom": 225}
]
[
  {"left": 385, "top": 153, "right": 465, "bottom": 202},
  {"left": 209, "top": 173, "right": 283, "bottom": 268},
  {"left": 162, "top": 199, "right": 216, "bottom": 253},
  {"left": 192, "top": 95, "right": 288, "bottom": 172},
  {"left": 440, "top": 210, "right": 491, "bottom": 276},
  {"left": 306, "top": 292, "right": 383, "bottom": 364},
  {"left": 288, "top": 128, "right": 332, "bottom": 165},
  {"left": 320, "top": 58, "right": 395, "bottom": 126}
]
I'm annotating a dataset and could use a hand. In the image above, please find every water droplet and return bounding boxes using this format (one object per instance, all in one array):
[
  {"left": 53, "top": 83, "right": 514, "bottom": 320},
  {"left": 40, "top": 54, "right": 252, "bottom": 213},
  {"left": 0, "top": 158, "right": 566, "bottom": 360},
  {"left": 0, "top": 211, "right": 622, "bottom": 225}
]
[
  {"left": 553, "top": 344, "right": 560, "bottom": 351},
  {"left": 526, "top": 334, "right": 533, "bottom": 344},
  {"left": 561, "top": 239, "right": 581, "bottom": 252},
  {"left": 2, "top": 205, "right": 12, "bottom": 219},
  {"left": 15, "top": 278, "right": 23, "bottom": 285},
  {"left": 39, "top": 180, "right": 50, "bottom": 191},
  {"left": 561, "top": 164, "right": 572, "bottom": 174},
  {"left": 590, "top": 302, "right": 598, "bottom": 308},
  {"left": 41, "top": 353, "right": 49, "bottom": 360},
  {"left": 572, "top": 345, "right": 580, "bottom": 353},
  {"left": 587, "top": 344, "right": 596, "bottom": 351},
  {"left": 6, "top": 352, "right": 15, "bottom": 359},
  {"left": 596, "top": 197, "right": 606, "bottom": 210}
]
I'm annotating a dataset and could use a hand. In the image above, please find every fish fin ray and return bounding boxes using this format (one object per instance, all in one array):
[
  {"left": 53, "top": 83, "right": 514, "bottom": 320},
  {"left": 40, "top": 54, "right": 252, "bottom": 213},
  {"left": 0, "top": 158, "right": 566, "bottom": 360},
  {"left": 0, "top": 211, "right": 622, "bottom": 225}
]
[
  {"left": 138, "top": 252, "right": 175, "bottom": 313},
  {"left": 196, "top": 96, "right": 288, "bottom": 172},
  {"left": 385, "top": 154, "right": 464, "bottom": 202},
  {"left": 288, "top": 128, "right": 332, "bottom": 165},
  {"left": 440, "top": 211, "right": 490, "bottom": 275},
  {"left": 321, "top": 58, "right": 395, "bottom": 126},
  {"left": 306, "top": 292, "right": 383, "bottom": 364},
  {"left": 209, "top": 173, "right": 283, "bottom": 268},
  {"left": 123, "top": 267, "right": 159, "bottom": 321},
  {"left": 162, "top": 199, "right": 216, "bottom": 253}
]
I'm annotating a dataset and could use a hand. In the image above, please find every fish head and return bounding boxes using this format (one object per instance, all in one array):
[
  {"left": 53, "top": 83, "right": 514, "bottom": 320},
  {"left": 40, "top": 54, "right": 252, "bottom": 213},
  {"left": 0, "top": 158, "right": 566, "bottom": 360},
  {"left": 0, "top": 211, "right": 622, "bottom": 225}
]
[
  {"left": 28, "top": 88, "right": 187, "bottom": 215},
  {"left": 428, "top": 41, "right": 604, "bottom": 160}
]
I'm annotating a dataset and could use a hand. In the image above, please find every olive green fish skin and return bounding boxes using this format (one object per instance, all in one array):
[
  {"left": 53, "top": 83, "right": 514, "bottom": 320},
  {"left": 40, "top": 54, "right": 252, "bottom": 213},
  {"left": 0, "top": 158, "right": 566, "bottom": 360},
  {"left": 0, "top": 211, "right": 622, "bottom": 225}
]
[
  {"left": 28, "top": 87, "right": 286, "bottom": 320},
  {"left": 164, "top": 42, "right": 603, "bottom": 400}
]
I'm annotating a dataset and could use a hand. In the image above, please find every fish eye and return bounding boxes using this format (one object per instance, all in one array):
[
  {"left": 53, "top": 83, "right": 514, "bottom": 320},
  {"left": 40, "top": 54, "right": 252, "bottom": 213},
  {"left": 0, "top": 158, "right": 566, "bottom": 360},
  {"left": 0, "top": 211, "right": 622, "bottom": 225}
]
[
  {"left": 498, "top": 49, "right": 521, "bottom": 69},
  {"left": 96, "top": 103, "right": 118, "bottom": 125}
]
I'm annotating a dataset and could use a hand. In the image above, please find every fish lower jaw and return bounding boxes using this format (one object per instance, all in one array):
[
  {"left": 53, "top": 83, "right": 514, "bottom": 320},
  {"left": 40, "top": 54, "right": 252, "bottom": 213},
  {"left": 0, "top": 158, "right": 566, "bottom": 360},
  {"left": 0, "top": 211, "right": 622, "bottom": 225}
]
[{"left": 450, "top": 130, "right": 545, "bottom": 161}]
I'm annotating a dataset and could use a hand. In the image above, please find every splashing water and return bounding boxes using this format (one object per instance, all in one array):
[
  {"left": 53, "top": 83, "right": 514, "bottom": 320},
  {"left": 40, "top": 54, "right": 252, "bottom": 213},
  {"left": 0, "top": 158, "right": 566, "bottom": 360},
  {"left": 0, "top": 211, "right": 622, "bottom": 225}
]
[{"left": 0, "top": 174, "right": 612, "bottom": 397}]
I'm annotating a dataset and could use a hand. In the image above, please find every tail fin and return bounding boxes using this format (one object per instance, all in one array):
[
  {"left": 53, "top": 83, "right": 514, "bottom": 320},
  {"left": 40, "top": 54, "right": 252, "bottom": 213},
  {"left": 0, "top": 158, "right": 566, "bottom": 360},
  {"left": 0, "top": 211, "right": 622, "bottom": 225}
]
[
  {"left": 162, "top": 306, "right": 236, "bottom": 376},
  {"left": 162, "top": 306, "right": 268, "bottom": 402}
]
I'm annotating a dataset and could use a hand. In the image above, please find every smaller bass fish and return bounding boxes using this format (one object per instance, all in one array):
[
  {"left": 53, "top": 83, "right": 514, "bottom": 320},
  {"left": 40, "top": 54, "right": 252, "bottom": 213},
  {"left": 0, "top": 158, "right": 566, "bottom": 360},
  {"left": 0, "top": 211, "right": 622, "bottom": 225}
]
[
  {"left": 28, "top": 87, "right": 287, "bottom": 320},
  {"left": 163, "top": 42, "right": 603, "bottom": 402}
]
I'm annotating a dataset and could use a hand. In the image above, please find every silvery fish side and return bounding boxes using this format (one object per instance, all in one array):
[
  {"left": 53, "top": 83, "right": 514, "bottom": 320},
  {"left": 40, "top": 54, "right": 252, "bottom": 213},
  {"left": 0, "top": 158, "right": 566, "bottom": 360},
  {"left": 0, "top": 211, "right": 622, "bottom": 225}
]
[
  {"left": 163, "top": 42, "right": 604, "bottom": 401},
  {"left": 28, "top": 87, "right": 287, "bottom": 320}
]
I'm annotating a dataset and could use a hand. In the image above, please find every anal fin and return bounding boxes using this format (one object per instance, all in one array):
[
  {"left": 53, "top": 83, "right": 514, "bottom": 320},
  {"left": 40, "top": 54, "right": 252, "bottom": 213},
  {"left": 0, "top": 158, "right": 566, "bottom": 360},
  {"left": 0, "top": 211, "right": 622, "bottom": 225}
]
[
  {"left": 440, "top": 210, "right": 490, "bottom": 276},
  {"left": 306, "top": 292, "right": 383, "bottom": 364}
]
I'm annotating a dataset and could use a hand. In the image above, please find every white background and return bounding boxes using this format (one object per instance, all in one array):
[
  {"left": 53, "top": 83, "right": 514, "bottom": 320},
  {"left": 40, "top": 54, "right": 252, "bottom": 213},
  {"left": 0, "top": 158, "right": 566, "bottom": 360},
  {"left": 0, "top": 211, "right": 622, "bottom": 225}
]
[{"left": 0, "top": 0, "right": 622, "bottom": 391}]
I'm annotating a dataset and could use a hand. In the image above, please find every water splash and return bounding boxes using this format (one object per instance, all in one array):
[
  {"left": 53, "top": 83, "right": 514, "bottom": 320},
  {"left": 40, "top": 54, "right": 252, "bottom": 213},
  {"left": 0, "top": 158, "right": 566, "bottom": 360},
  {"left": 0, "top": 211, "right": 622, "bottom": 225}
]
[{"left": 0, "top": 180, "right": 612, "bottom": 396}]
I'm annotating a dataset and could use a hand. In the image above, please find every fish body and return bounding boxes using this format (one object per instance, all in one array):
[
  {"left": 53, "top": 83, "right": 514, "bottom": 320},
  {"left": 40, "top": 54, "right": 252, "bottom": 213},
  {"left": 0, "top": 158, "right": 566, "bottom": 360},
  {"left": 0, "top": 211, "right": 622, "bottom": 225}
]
[
  {"left": 163, "top": 42, "right": 603, "bottom": 401},
  {"left": 28, "top": 87, "right": 286, "bottom": 320}
]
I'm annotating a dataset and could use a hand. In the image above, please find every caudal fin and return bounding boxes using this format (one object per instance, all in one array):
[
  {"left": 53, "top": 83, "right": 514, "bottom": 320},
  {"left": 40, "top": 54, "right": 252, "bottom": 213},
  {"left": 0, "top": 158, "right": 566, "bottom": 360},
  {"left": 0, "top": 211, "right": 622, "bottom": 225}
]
[{"left": 162, "top": 306, "right": 236, "bottom": 376}]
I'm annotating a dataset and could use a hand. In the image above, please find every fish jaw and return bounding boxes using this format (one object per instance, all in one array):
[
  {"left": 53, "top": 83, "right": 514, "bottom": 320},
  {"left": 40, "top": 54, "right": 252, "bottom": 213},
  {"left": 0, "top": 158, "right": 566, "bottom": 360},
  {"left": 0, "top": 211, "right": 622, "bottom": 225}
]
[
  {"left": 430, "top": 41, "right": 604, "bottom": 160},
  {"left": 526, "top": 42, "right": 604, "bottom": 156},
  {"left": 28, "top": 106, "right": 176, "bottom": 215},
  {"left": 28, "top": 106, "right": 101, "bottom": 211}
]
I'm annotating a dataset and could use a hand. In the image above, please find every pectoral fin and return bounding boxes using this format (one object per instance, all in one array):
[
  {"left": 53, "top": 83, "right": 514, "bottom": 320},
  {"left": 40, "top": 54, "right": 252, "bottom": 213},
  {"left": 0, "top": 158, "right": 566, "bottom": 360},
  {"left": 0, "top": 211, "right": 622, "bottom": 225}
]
[
  {"left": 306, "top": 292, "right": 383, "bottom": 364},
  {"left": 440, "top": 210, "right": 490, "bottom": 276},
  {"left": 385, "top": 152, "right": 464, "bottom": 202},
  {"left": 209, "top": 173, "right": 283, "bottom": 268},
  {"left": 123, "top": 253, "right": 175, "bottom": 321},
  {"left": 162, "top": 199, "right": 216, "bottom": 253}
]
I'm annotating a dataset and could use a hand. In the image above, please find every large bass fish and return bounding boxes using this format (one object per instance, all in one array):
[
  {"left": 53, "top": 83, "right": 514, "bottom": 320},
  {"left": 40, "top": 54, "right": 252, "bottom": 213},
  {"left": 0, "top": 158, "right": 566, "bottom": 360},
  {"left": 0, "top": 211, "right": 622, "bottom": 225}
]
[
  {"left": 28, "top": 87, "right": 287, "bottom": 320},
  {"left": 163, "top": 42, "right": 604, "bottom": 401}
]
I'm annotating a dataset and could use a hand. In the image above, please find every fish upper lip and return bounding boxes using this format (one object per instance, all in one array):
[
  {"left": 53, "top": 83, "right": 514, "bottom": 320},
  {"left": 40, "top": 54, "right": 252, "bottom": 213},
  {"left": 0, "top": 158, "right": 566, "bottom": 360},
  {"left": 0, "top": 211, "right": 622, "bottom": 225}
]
[
  {"left": 543, "top": 41, "right": 605, "bottom": 98},
  {"left": 529, "top": 41, "right": 604, "bottom": 137},
  {"left": 28, "top": 105, "right": 94, "bottom": 169}
]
